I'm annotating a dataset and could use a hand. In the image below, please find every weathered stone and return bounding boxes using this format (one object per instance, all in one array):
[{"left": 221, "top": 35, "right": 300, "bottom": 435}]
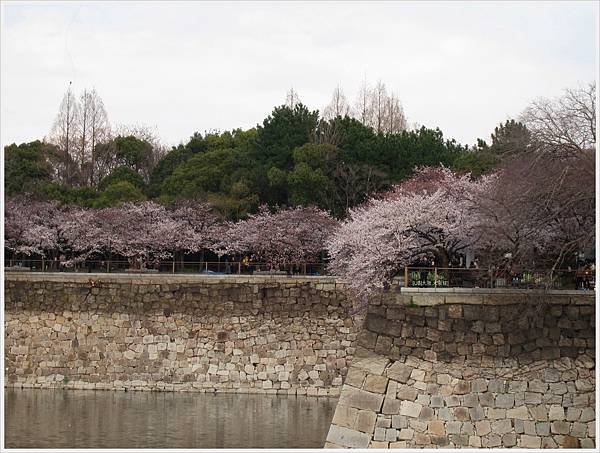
[
  {"left": 506, "top": 405, "right": 530, "bottom": 420},
  {"left": 528, "top": 405, "right": 548, "bottom": 421},
  {"left": 520, "top": 435, "right": 541, "bottom": 448},
  {"left": 523, "top": 420, "right": 536, "bottom": 435},
  {"left": 495, "top": 394, "right": 515, "bottom": 409},
  {"left": 454, "top": 380, "right": 470, "bottom": 394},
  {"left": 469, "top": 406, "right": 485, "bottom": 421},
  {"left": 488, "top": 379, "right": 506, "bottom": 393},
  {"left": 446, "top": 421, "right": 462, "bottom": 435},
  {"left": 570, "top": 421, "right": 587, "bottom": 438},
  {"left": 440, "top": 395, "right": 460, "bottom": 407},
  {"left": 409, "top": 419, "right": 427, "bottom": 433},
  {"left": 385, "top": 428, "right": 397, "bottom": 442},
  {"left": 544, "top": 368, "right": 560, "bottom": 382},
  {"left": 551, "top": 420, "right": 571, "bottom": 434},
  {"left": 479, "top": 392, "right": 495, "bottom": 407},
  {"left": 483, "top": 433, "right": 501, "bottom": 447},
  {"left": 502, "top": 433, "right": 517, "bottom": 447},
  {"left": 488, "top": 408, "right": 506, "bottom": 419},
  {"left": 382, "top": 396, "right": 401, "bottom": 415},
  {"left": 528, "top": 380, "right": 548, "bottom": 393},
  {"left": 345, "top": 368, "right": 366, "bottom": 388},
  {"left": 579, "top": 407, "right": 595, "bottom": 422},
  {"left": 418, "top": 406, "right": 434, "bottom": 421},
  {"left": 469, "top": 435, "right": 482, "bottom": 447},
  {"left": 560, "top": 435, "right": 579, "bottom": 448},
  {"left": 491, "top": 419, "right": 512, "bottom": 434},
  {"left": 414, "top": 433, "right": 430, "bottom": 445},
  {"left": 373, "top": 427, "right": 386, "bottom": 441},
  {"left": 396, "top": 385, "right": 418, "bottom": 401},
  {"left": 430, "top": 395, "right": 444, "bottom": 407},
  {"left": 535, "top": 421, "right": 550, "bottom": 436},
  {"left": 566, "top": 407, "right": 582, "bottom": 421},
  {"left": 399, "top": 400, "right": 422, "bottom": 418},
  {"left": 471, "top": 378, "right": 488, "bottom": 393},
  {"left": 397, "top": 428, "right": 414, "bottom": 440},
  {"left": 453, "top": 407, "right": 470, "bottom": 421},
  {"left": 391, "top": 415, "right": 408, "bottom": 429},
  {"left": 353, "top": 410, "right": 376, "bottom": 434},
  {"left": 339, "top": 387, "right": 384, "bottom": 412},
  {"left": 327, "top": 425, "right": 370, "bottom": 449},
  {"left": 548, "top": 405, "right": 565, "bottom": 420},
  {"left": 475, "top": 420, "right": 491, "bottom": 436},
  {"left": 385, "top": 362, "right": 412, "bottom": 383},
  {"left": 410, "top": 369, "right": 425, "bottom": 381},
  {"left": 438, "top": 407, "right": 454, "bottom": 421},
  {"left": 463, "top": 394, "right": 479, "bottom": 407},
  {"left": 523, "top": 392, "right": 541, "bottom": 405},
  {"left": 376, "top": 415, "right": 391, "bottom": 428},
  {"left": 363, "top": 375, "right": 388, "bottom": 394},
  {"left": 580, "top": 438, "right": 595, "bottom": 448},
  {"left": 332, "top": 405, "right": 358, "bottom": 429},
  {"left": 428, "top": 420, "right": 445, "bottom": 436}
]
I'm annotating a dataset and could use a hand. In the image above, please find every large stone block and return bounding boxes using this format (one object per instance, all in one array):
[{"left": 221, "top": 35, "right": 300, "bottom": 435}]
[
  {"left": 326, "top": 425, "right": 370, "bottom": 449},
  {"left": 338, "top": 386, "right": 384, "bottom": 412}
]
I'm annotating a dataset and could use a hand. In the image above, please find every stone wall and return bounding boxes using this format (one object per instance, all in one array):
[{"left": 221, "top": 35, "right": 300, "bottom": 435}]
[
  {"left": 326, "top": 289, "right": 596, "bottom": 449},
  {"left": 5, "top": 273, "right": 359, "bottom": 396},
  {"left": 5, "top": 275, "right": 597, "bottom": 448}
]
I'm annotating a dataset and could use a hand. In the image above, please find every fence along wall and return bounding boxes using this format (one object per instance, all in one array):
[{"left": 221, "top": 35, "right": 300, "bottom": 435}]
[
  {"left": 325, "top": 289, "right": 596, "bottom": 449},
  {"left": 5, "top": 273, "right": 359, "bottom": 395}
]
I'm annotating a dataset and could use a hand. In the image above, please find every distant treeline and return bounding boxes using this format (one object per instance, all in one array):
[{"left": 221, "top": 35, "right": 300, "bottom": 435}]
[{"left": 5, "top": 83, "right": 532, "bottom": 220}]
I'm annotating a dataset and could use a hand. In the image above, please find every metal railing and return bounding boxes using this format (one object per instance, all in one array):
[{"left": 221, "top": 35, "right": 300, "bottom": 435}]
[
  {"left": 3, "top": 259, "right": 327, "bottom": 277},
  {"left": 400, "top": 267, "right": 593, "bottom": 290},
  {"left": 3, "top": 260, "right": 594, "bottom": 289}
]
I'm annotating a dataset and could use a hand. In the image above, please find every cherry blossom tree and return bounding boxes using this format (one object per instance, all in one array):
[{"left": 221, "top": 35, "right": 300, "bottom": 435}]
[
  {"left": 214, "top": 205, "right": 338, "bottom": 268},
  {"left": 168, "top": 200, "right": 221, "bottom": 256},
  {"left": 327, "top": 167, "right": 494, "bottom": 299},
  {"left": 473, "top": 153, "right": 595, "bottom": 274},
  {"left": 5, "top": 197, "right": 64, "bottom": 259},
  {"left": 104, "top": 202, "right": 179, "bottom": 268}
]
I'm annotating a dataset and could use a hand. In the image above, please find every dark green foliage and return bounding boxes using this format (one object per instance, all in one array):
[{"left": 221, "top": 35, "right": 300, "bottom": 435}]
[
  {"left": 288, "top": 144, "right": 337, "bottom": 209},
  {"left": 452, "top": 148, "right": 499, "bottom": 177},
  {"left": 490, "top": 119, "right": 531, "bottom": 155},
  {"left": 114, "top": 135, "right": 153, "bottom": 170},
  {"left": 41, "top": 182, "right": 100, "bottom": 207},
  {"left": 93, "top": 181, "right": 146, "bottom": 207},
  {"left": 255, "top": 103, "right": 319, "bottom": 170},
  {"left": 148, "top": 146, "right": 193, "bottom": 197},
  {"left": 7, "top": 102, "right": 505, "bottom": 219},
  {"left": 161, "top": 148, "right": 238, "bottom": 197},
  {"left": 4, "top": 141, "right": 55, "bottom": 195},
  {"left": 99, "top": 166, "right": 145, "bottom": 191}
]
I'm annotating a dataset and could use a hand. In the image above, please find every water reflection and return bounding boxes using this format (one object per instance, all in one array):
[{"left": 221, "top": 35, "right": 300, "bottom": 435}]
[{"left": 5, "top": 388, "right": 337, "bottom": 448}]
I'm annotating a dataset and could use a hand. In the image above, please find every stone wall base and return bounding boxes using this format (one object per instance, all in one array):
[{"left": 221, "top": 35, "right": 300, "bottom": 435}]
[{"left": 325, "top": 348, "right": 596, "bottom": 449}]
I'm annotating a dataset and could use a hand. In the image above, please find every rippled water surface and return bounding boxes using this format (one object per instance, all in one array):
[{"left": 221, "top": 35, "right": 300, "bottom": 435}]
[{"left": 5, "top": 388, "right": 337, "bottom": 448}]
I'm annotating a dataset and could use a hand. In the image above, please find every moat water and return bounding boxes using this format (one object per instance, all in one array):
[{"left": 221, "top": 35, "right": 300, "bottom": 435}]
[{"left": 5, "top": 388, "right": 337, "bottom": 448}]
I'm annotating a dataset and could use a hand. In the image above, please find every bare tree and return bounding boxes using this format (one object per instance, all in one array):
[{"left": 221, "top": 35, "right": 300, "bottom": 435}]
[
  {"left": 384, "top": 92, "right": 408, "bottom": 134},
  {"left": 86, "top": 89, "right": 111, "bottom": 186},
  {"left": 48, "top": 85, "right": 79, "bottom": 185},
  {"left": 323, "top": 85, "right": 350, "bottom": 120},
  {"left": 77, "top": 90, "right": 92, "bottom": 181},
  {"left": 370, "top": 80, "right": 387, "bottom": 133},
  {"left": 354, "top": 78, "right": 373, "bottom": 126},
  {"left": 285, "top": 87, "right": 301, "bottom": 109},
  {"left": 520, "top": 82, "right": 596, "bottom": 162}
]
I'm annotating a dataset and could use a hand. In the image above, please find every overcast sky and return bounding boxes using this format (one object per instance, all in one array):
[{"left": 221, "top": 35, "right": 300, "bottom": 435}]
[{"left": 1, "top": 1, "right": 597, "bottom": 150}]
